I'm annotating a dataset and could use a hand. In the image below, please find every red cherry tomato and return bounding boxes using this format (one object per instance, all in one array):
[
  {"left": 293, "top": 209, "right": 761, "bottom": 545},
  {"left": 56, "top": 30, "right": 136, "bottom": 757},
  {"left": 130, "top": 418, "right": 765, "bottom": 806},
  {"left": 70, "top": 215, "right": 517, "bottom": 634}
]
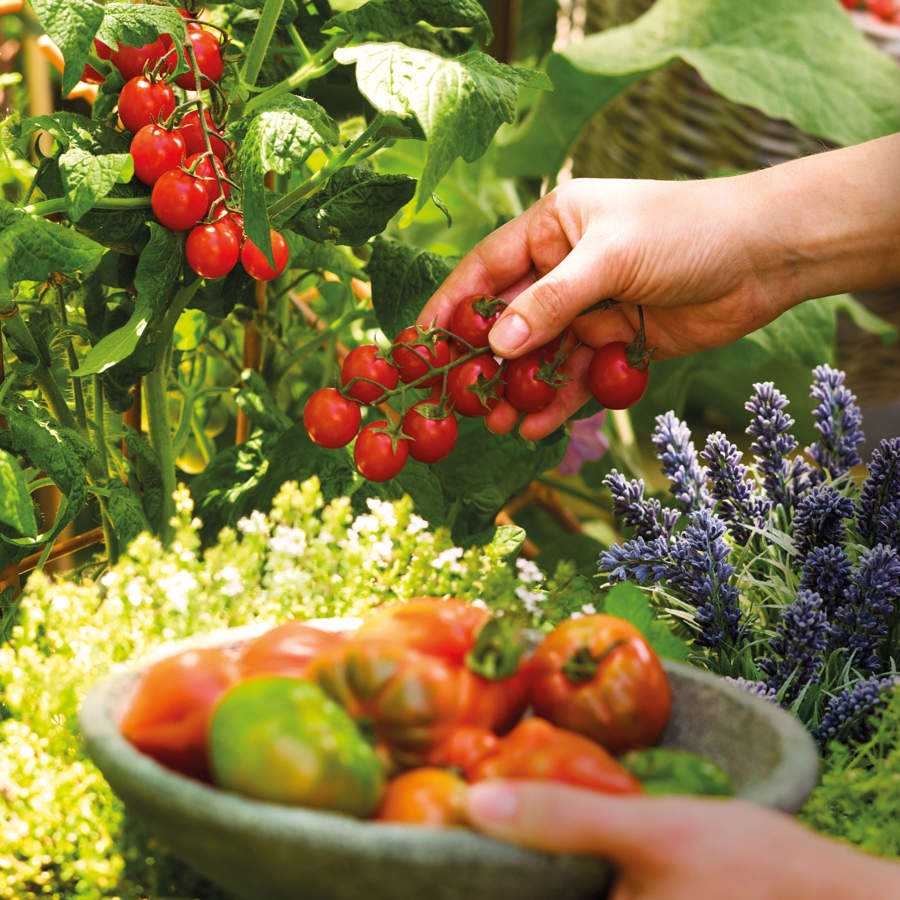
[
  {"left": 340, "top": 344, "right": 400, "bottom": 405},
  {"left": 173, "top": 25, "right": 224, "bottom": 89},
  {"left": 151, "top": 168, "right": 210, "bottom": 231},
  {"left": 185, "top": 151, "right": 229, "bottom": 204},
  {"left": 213, "top": 206, "right": 244, "bottom": 244},
  {"left": 354, "top": 421, "right": 409, "bottom": 482},
  {"left": 503, "top": 342, "right": 562, "bottom": 414},
  {"left": 303, "top": 387, "right": 362, "bottom": 449},
  {"left": 80, "top": 38, "right": 112, "bottom": 84},
  {"left": 130, "top": 124, "right": 186, "bottom": 186},
  {"left": 392, "top": 326, "right": 451, "bottom": 387},
  {"left": 446, "top": 354, "right": 503, "bottom": 417},
  {"left": 185, "top": 220, "right": 240, "bottom": 279},
  {"left": 402, "top": 401, "right": 458, "bottom": 463},
  {"left": 240, "top": 230, "right": 289, "bottom": 281},
  {"left": 449, "top": 295, "right": 506, "bottom": 349},
  {"left": 118, "top": 76, "right": 176, "bottom": 134},
  {"left": 177, "top": 109, "right": 230, "bottom": 160},
  {"left": 586, "top": 342, "right": 649, "bottom": 410},
  {"left": 111, "top": 39, "right": 169, "bottom": 81}
]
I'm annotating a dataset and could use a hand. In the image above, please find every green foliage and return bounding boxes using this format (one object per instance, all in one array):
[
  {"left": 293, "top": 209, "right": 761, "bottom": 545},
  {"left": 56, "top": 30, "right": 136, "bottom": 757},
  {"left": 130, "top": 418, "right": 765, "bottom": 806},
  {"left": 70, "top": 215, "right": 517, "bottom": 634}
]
[
  {"left": 601, "top": 582, "right": 691, "bottom": 662},
  {"left": 58, "top": 148, "right": 134, "bottom": 223},
  {"left": 0, "top": 447, "right": 37, "bottom": 539},
  {"left": 800, "top": 688, "right": 900, "bottom": 857}
]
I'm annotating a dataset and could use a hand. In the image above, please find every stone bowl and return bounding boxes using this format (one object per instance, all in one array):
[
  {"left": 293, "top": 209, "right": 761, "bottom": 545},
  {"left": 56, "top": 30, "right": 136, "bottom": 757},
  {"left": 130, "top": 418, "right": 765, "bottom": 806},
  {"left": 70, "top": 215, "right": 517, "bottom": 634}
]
[{"left": 79, "top": 623, "right": 819, "bottom": 900}]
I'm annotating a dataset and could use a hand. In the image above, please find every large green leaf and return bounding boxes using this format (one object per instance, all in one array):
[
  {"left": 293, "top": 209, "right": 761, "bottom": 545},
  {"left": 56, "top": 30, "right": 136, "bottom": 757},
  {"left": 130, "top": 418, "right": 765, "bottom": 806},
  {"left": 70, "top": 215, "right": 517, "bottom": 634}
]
[
  {"left": 29, "top": 0, "right": 104, "bottom": 96},
  {"left": 58, "top": 149, "right": 134, "bottom": 223},
  {"left": 16, "top": 113, "right": 129, "bottom": 155},
  {"left": 0, "top": 449, "right": 37, "bottom": 540},
  {"left": 288, "top": 165, "right": 416, "bottom": 246},
  {"left": 74, "top": 295, "right": 154, "bottom": 377},
  {"left": 335, "top": 43, "right": 551, "bottom": 209},
  {"left": 133, "top": 223, "right": 183, "bottom": 308},
  {"left": 500, "top": 0, "right": 900, "bottom": 177},
  {"left": 97, "top": 2, "right": 190, "bottom": 78}
]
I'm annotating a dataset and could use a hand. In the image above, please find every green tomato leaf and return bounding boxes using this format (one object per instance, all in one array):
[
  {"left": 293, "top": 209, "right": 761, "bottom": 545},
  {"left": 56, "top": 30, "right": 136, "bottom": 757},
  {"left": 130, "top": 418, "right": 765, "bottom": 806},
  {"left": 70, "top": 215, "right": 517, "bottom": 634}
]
[
  {"left": 123, "top": 426, "right": 163, "bottom": 534},
  {"left": 0, "top": 449, "right": 38, "bottom": 540},
  {"left": 106, "top": 479, "right": 150, "bottom": 554},
  {"left": 234, "top": 370, "right": 293, "bottom": 434},
  {"left": 601, "top": 582, "right": 691, "bottom": 662},
  {"left": 0, "top": 199, "right": 104, "bottom": 297},
  {"left": 16, "top": 112, "right": 130, "bottom": 155},
  {"left": 58, "top": 149, "right": 134, "bottom": 223},
  {"left": 501, "top": 0, "right": 900, "bottom": 177},
  {"left": 73, "top": 295, "right": 154, "bottom": 377},
  {"left": 335, "top": 43, "right": 551, "bottom": 209},
  {"left": 29, "top": 0, "right": 105, "bottom": 97},
  {"left": 229, "top": 97, "right": 340, "bottom": 266},
  {"left": 283, "top": 230, "right": 362, "bottom": 276},
  {"left": 619, "top": 748, "right": 734, "bottom": 797},
  {"left": 134, "top": 222, "right": 184, "bottom": 310},
  {"left": 326, "top": 0, "right": 493, "bottom": 47},
  {"left": 366, "top": 236, "right": 455, "bottom": 338},
  {"left": 288, "top": 165, "right": 416, "bottom": 246}
]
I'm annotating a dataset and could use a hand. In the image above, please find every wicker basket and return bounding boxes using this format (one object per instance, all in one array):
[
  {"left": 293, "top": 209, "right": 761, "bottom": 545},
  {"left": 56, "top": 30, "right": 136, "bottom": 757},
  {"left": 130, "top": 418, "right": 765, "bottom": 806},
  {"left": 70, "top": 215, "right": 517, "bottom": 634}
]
[{"left": 570, "top": 1, "right": 899, "bottom": 180}]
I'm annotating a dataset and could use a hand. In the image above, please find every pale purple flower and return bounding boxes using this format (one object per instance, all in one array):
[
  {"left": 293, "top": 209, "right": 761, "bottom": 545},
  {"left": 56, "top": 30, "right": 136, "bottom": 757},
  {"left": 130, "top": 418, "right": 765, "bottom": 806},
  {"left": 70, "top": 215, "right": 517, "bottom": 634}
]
[{"left": 558, "top": 411, "right": 609, "bottom": 476}]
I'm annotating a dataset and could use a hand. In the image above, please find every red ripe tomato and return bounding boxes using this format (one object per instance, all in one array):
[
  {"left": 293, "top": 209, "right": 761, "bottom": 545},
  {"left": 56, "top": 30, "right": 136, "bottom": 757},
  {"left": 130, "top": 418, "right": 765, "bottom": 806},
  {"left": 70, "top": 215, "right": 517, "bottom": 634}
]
[
  {"left": 119, "top": 646, "right": 241, "bottom": 781},
  {"left": 111, "top": 38, "right": 169, "bottom": 81},
  {"left": 449, "top": 295, "right": 506, "bottom": 349},
  {"left": 185, "top": 151, "right": 229, "bottom": 204},
  {"left": 130, "top": 124, "right": 186, "bottom": 185},
  {"left": 118, "top": 76, "right": 176, "bottom": 134},
  {"left": 240, "top": 230, "right": 289, "bottom": 281},
  {"left": 237, "top": 620, "right": 345, "bottom": 680},
  {"left": 354, "top": 421, "right": 409, "bottom": 481},
  {"left": 392, "top": 325, "right": 451, "bottom": 387},
  {"left": 375, "top": 768, "right": 468, "bottom": 826},
  {"left": 151, "top": 168, "right": 210, "bottom": 231},
  {"left": 173, "top": 25, "right": 224, "bottom": 88},
  {"left": 503, "top": 342, "right": 562, "bottom": 414},
  {"left": 185, "top": 220, "right": 240, "bottom": 279},
  {"left": 177, "top": 109, "right": 230, "bottom": 160},
  {"left": 446, "top": 354, "right": 503, "bottom": 417},
  {"left": 402, "top": 401, "right": 458, "bottom": 463},
  {"left": 586, "top": 342, "right": 649, "bottom": 410},
  {"left": 213, "top": 207, "right": 244, "bottom": 243},
  {"left": 303, "top": 387, "right": 362, "bottom": 449},
  {"left": 426, "top": 726, "right": 500, "bottom": 778},
  {"left": 340, "top": 344, "right": 400, "bottom": 405}
]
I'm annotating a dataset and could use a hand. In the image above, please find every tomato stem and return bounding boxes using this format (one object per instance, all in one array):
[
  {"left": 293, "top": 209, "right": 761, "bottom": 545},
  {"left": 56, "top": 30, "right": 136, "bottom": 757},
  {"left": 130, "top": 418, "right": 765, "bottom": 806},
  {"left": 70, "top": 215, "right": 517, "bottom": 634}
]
[
  {"left": 466, "top": 618, "right": 527, "bottom": 680},
  {"left": 240, "top": 0, "right": 286, "bottom": 88},
  {"left": 562, "top": 641, "right": 628, "bottom": 683}
]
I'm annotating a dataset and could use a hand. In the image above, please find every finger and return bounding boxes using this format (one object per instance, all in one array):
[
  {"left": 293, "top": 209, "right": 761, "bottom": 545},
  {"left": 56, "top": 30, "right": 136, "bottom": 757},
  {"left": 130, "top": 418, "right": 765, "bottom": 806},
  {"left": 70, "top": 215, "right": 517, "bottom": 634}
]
[
  {"left": 518, "top": 344, "right": 593, "bottom": 440},
  {"left": 489, "top": 234, "right": 616, "bottom": 358},
  {"left": 571, "top": 306, "right": 642, "bottom": 350}
]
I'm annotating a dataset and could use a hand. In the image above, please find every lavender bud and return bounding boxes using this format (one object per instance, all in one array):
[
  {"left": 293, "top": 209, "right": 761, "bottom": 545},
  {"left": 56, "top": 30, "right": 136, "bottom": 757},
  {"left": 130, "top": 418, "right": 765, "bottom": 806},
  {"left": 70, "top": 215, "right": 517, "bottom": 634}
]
[
  {"left": 598, "top": 534, "right": 673, "bottom": 585},
  {"left": 651, "top": 411, "right": 711, "bottom": 512},
  {"left": 799, "top": 545, "right": 853, "bottom": 615},
  {"left": 725, "top": 676, "right": 779, "bottom": 703},
  {"left": 805, "top": 365, "right": 864, "bottom": 485},
  {"left": 814, "top": 676, "right": 896, "bottom": 749},
  {"left": 603, "top": 470, "right": 678, "bottom": 541},
  {"left": 858, "top": 437, "right": 900, "bottom": 550},
  {"left": 791, "top": 484, "right": 855, "bottom": 561}
]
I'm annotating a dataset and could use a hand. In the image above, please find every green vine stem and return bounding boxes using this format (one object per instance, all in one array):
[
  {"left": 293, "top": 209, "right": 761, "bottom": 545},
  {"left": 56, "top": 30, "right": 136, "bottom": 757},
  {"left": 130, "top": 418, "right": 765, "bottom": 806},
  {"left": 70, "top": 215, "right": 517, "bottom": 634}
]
[
  {"left": 240, "top": 0, "right": 286, "bottom": 88},
  {"left": 21, "top": 196, "right": 152, "bottom": 217}
]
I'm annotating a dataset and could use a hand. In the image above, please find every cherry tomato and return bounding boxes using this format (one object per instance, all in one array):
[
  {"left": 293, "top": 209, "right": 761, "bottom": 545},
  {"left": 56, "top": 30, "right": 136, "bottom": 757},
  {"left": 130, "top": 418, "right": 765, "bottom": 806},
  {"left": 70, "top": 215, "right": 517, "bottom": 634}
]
[
  {"left": 449, "top": 295, "right": 506, "bottom": 349},
  {"left": 173, "top": 25, "right": 224, "bottom": 88},
  {"left": 446, "top": 354, "right": 503, "bottom": 417},
  {"left": 185, "top": 219, "right": 240, "bottom": 279},
  {"left": 503, "top": 342, "right": 562, "bottom": 414},
  {"left": 375, "top": 768, "right": 468, "bottom": 826},
  {"left": 238, "top": 620, "right": 345, "bottom": 680},
  {"left": 185, "top": 151, "right": 229, "bottom": 204},
  {"left": 392, "top": 326, "right": 451, "bottom": 387},
  {"left": 130, "top": 124, "right": 186, "bottom": 186},
  {"left": 240, "top": 230, "right": 289, "bottom": 281},
  {"left": 213, "top": 206, "right": 244, "bottom": 244},
  {"left": 111, "top": 39, "right": 169, "bottom": 81},
  {"left": 402, "top": 401, "right": 458, "bottom": 463},
  {"left": 340, "top": 344, "right": 400, "bottom": 405},
  {"left": 119, "top": 646, "right": 241, "bottom": 781},
  {"left": 118, "top": 76, "right": 176, "bottom": 134},
  {"left": 586, "top": 342, "right": 649, "bottom": 410},
  {"left": 177, "top": 109, "right": 230, "bottom": 160},
  {"left": 303, "top": 387, "right": 362, "bottom": 449},
  {"left": 529, "top": 614, "right": 671, "bottom": 754},
  {"left": 353, "top": 421, "right": 408, "bottom": 481},
  {"left": 151, "top": 168, "right": 210, "bottom": 231}
]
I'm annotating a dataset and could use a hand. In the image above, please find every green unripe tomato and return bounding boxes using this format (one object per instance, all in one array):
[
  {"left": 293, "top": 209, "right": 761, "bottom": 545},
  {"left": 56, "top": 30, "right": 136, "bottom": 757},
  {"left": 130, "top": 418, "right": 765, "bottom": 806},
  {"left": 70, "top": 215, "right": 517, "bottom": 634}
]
[{"left": 209, "top": 677, "right": 384, "bottom": 817}]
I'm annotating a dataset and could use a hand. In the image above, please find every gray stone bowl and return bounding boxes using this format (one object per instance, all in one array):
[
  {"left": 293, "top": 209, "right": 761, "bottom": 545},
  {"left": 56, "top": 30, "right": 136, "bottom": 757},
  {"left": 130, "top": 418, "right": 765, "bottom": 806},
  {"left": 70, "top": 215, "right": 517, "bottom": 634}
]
[{"left": 79, "top": 623, "right": 819, "bottom": 900}]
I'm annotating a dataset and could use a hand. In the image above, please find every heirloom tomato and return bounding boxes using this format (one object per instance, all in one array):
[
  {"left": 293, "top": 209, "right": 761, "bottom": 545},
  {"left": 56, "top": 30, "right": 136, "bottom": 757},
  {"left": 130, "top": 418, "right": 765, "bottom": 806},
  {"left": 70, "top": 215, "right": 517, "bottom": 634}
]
[
  {"left": 529, "top": 614, "right": 671, "bottom": 753},
  {"left": 238, "top": 620, "right": 345, "bottom": 680},
  {"left": 375, "top": 768, "right": 468, "bottom": 826},
  {"left": 426, "top": 726, "right": 500, "bottom": 778}
]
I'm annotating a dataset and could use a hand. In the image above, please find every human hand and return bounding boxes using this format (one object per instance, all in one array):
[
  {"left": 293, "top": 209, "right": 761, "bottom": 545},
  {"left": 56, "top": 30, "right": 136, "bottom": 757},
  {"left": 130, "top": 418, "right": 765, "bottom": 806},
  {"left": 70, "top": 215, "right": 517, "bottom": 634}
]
[{"left": 465, "top": 780, "right": 900, "bottom": 900}]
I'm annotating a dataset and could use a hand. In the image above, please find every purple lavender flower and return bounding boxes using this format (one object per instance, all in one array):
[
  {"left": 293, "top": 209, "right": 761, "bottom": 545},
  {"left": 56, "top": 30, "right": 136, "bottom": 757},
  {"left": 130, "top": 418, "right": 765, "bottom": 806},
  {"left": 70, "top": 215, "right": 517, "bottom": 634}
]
[
  {"left": 603, "top": 470, "right": 680, "bottom": 541},
  {"left": 745, "top": 382, "right": 810, "bottom": 509},
  {"left": 791, "top": 484, "right": 855, "bottom": 561},
  {"left": 805, "top": 365, "right": 864, "bottom": 485},
  {"left": 757, "top": 590, "right": 828, "bottom": 701},
  {"left": 667, "top": 509, "right": 744, "bottom": 649},
  {"left": 558, "top": 411, "right": 609, "bottom": 476},
  {"left": 699, "top": 431, "right": 771, "bottom": 543},
  {"left": 799, "top": 545, "right": 853, "bottom": 615},
  {"left": 651, "top": 411, "right": 711, "bottom": 512},
  {"left": 814, "top": 675, "right": 897, "bottom": 749},
  {"left": 858, "top": 437, "right": 900, "bottom": 550},
  {"left": 831, "top": 544, "right": 900, "bottom": 670},
  {"left": 598, "top": 534, "right": 673, "bottom": 585},
  {"left": 725, "top": 676, "right": 779, "bottom": 703}
]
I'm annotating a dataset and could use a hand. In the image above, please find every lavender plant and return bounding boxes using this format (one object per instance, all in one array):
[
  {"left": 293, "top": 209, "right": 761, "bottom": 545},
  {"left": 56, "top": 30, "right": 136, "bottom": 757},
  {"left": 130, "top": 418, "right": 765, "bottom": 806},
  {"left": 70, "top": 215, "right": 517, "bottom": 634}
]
[{"left": 599, "top": 365, "right": 898, "bottom": 744}]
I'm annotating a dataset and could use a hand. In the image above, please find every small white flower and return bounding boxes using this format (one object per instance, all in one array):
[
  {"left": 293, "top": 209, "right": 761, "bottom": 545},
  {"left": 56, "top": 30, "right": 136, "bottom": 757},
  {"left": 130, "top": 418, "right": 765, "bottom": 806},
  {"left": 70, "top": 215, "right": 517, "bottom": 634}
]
[
  {"left": 430, "top": 547, "right": 464, "bottom": 570},
  {"left": 237, "top": 510, "right": 269, "bottom": 536},
  {"left": 471, "top": 598, "right": 488, "bottom": 610},
  {"left": 124, "top": 578, "right": 146, "bottom": 607},
  {"left": 366, "top": 497, "right": 398, "bottom": 528},
  {"left": 216, "top": 565, "right": 243, "bottom": 598},
  {"left": 515, "top": 557, "right": 543, "bottom": 583},
  {"left": 269, "top": 525, "right": 307, "bottom": 556},
  {"left": 515, "top": 584, "right": 544, "bottom": 615},
  {"left": 581, "top": 602, "right": 597, "bottom": 615},
  {"left": 407, "top": 515, "right": 428, "bottom": 535},
  {"left": 157, "top": 570, "right": 198, "bottom": 613},
  {"left": 351, "top": 513, "right": 379, "bottom": 535},
  {"left": 370, "top": 536, "right": 394, "bottom": 566}
]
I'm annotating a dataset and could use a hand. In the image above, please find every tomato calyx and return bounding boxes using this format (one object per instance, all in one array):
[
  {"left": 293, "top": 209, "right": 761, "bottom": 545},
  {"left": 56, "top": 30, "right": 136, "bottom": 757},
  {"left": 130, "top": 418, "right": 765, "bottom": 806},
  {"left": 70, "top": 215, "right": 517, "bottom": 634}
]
[
  {"left": 366, "top": 417, "right": 408, "bottom": 454},
  {"left": 471, "top": 295, "right": 506, "bottom": 321},
  {"left": 561, "top": 640, "right": 628, "bottom": 684},
  {"left": 465, "top": 618, "right": 527, "bottom": 681}
]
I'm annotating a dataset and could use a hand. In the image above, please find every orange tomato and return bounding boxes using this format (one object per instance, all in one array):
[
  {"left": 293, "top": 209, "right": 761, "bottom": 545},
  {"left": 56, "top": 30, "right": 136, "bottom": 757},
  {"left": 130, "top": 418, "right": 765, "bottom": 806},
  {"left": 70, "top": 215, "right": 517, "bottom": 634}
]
[{"left": 375, "top": 768, "right": 468, "bottom": 826}]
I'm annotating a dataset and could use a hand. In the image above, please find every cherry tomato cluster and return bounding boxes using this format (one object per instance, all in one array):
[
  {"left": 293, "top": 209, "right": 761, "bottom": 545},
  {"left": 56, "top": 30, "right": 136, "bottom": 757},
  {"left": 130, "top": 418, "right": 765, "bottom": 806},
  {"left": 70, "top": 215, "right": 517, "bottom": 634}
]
[
  {"left": 841, "top": 0, "right": 900, "bottom": 24},
  {"left": 304, "top": 294, "right": 651, "bottom": 481},
  {"left": 90, "top": 9, "right": 288, "bottom": 282}
]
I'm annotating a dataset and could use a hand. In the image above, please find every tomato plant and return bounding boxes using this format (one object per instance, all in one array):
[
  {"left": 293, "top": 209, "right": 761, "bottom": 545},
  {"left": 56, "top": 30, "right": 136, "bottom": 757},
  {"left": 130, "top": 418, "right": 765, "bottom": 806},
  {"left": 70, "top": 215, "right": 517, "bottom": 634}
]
[
  {"left": 186, "top": 152, "right": 230, "bottom": 204},
  {"left": 172, "top": 26, "right": 224, "bottom": 89},
  {"left": 303, "top": 387, "right": 362, "bottom": 449}
]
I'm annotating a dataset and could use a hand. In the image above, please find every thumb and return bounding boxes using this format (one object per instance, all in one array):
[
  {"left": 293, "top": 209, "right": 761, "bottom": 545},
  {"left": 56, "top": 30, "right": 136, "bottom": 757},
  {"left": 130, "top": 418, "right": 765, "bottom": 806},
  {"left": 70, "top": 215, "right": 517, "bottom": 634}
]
[{"left": 488, "top": 235, "right": 616, "bottom": 358}]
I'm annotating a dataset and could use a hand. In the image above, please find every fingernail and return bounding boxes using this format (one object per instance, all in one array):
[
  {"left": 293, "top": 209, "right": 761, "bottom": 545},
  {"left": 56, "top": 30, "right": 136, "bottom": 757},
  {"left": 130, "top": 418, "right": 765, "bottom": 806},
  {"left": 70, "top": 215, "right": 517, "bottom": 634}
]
[
  {"left": 467, "top": 782, "right": 520, "bottom": 823},
  {"left": 490, "top": 313, "right": 531, "bottom": 355}
]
